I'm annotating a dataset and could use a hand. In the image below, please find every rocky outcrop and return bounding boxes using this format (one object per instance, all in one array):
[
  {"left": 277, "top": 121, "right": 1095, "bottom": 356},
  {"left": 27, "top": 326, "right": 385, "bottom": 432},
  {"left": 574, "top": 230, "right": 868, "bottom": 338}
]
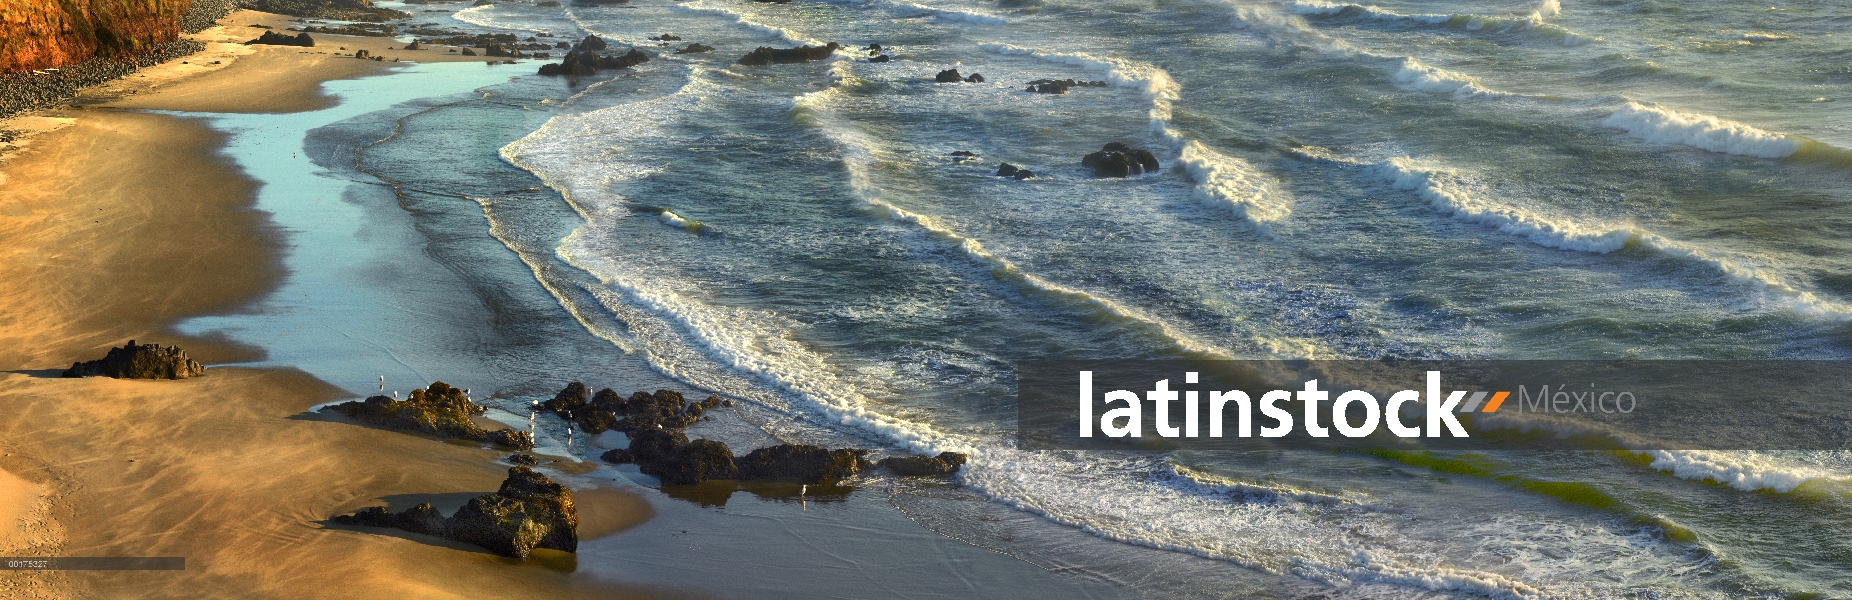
[
  {"left": 330, "top": 382, "right": 535, "bottom": 450},
  {"left": 334, "top": 466, "right": 577, "bottom": 558},
  {"left": 542, "top": 384, "right": 719, "bottom": 434},
  {"left": 736, "top": 445, "right": 870, "bottom": 484},
  {"left": 934, "top": 68, "right": 962, "bottom": 83},
  {"left": 878, "top": 452, "right": 967, "bottom": 476},
  {"left": 537, "top": 39, "right": 648, "bottom": 75},
  {"left": 609, "top": 437, "right": 871, "bottom": 486},
  {"left": 737, "top": 43, "right": 839, "bottom": 66},
  {"left": 63, "top": 341, "right": 205, "bottom": 379},
  {"left": 0, "top": 0, "right": 190, "bottom": 73},
  {"left": 870, "top": 54, "right": 890, "bottom": 63},
  {"left": 995, "top": 163, "right": 1034, "bottom": 180},
  {"left": 247, "top": 31, "right": 316, "bottom": 47},
  {"left": 965, "top": 73, "right": 984, "bottom": 83},
  {"left": 1025, "top": 78, "right": 1109, "bottom": 94},
  {"left": 648, "top": 34, "right": 682, "bottom": 41},
  {"left": 1081, "top": 142, "right": 1160, "bottom": 178},
  {"left": 675, "top": 43, "right": 714, "bottom": 54},
  {"left": 242, "top": 0, "right": 410, "bottom": 22}
]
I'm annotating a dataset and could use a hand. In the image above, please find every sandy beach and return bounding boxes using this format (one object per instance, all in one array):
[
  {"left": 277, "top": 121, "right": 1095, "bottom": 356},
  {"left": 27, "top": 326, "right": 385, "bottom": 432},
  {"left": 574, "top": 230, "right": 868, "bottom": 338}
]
[{"left": 0, "top": 12, "right": 662, "bottom": 600}]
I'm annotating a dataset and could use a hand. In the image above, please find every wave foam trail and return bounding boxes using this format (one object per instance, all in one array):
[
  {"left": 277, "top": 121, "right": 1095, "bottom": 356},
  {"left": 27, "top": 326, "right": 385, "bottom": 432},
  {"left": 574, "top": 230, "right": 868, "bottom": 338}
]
[
  {"left": 1374, "top": 158, "right": 1639, "bottom": 252},
  {"left": 1640, "top": 450, "right": 1851, "bottom": 493},
  {"left": 1392, "top": 58, "right": 1516, "bottom": 99},
  {"left": 676, "top": 0, "right": 826, "bottom": 46},
  {"left": 890, "top": 0, "right": 1006, "bottom": 25},
  {"left": 978, "top": 42, "right": 1294, "bottom": 231},
  {"left": 1373, "top": 157, "right": 1852, "bottom": 318},
  {"left": 1601, "top": 101, "right": 1800, "bottom": 159}
]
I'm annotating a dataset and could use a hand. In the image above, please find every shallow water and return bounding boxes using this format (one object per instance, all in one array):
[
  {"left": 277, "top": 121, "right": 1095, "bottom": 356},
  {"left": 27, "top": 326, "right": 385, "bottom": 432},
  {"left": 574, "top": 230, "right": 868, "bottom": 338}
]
[{"left": 184, "top": 0, "right": 1852, "bottom": 597}]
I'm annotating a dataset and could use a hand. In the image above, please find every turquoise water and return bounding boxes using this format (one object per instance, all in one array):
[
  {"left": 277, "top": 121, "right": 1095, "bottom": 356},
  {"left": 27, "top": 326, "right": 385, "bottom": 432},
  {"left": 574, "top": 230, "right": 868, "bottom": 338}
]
[{"left": 192, "top": 0, "right": 1852, "bottom": 596}]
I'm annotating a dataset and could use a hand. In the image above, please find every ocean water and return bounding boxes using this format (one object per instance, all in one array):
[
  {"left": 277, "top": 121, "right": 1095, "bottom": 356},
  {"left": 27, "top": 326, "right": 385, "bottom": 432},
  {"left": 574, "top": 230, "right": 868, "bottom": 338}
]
[{"left": 189, "top": 0, "right": 1852, "bottom": 597}]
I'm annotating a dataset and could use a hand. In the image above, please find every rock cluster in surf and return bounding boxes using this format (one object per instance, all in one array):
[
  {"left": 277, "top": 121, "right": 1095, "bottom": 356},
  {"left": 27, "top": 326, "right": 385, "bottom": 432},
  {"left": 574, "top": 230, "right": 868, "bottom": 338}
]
[
  {"left": 934, "top": 68, "right": 984, "bottom": 83},
  {"left": 536, "top": 36, "right": 648, "bottom": 76},
  {"left": 334, "top": 466, "right": 577, "bottom": 558},
  {"left": 1025, "top": 78, "right": 1109, "bottom": 94},
  {"left": 62, "top": 340, "right": 206, "bottom": 379},
  {"left": 736, "top": 43, "right": 840, "bottom": 66},
  {"left": 539, "top": 382, "right": 967, "bottom": 486},
  {"left": 1082, "top": 142, "right": 1160, "bottom": 177},
  {"left": 329, "top": 381, "right": 536, "bottom": 450}
]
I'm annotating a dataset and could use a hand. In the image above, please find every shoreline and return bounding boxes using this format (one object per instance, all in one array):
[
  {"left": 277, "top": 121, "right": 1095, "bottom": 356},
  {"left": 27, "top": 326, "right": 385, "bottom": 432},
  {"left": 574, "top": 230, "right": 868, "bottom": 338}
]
[{"left": 0, "top": 11, "right": 663, "bottom": 599}]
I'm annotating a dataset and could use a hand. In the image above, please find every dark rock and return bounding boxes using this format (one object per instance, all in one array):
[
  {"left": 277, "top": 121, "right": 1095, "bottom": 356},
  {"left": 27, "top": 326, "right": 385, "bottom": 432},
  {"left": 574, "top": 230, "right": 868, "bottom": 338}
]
[
  {"left": 403, "top": 40, "right": 423, "bottom": 50},
  {"left": 329, "top": 382, "right": 534, "bottom": 450},
  {"left": 599, "top": 448, "right": 632, "bottom": 463},
  {"left": 675, "top": 43, "right": 714, "bottom": 54},
  {"left": 736, "top": 444, "right": 871, "bottom": 484},
  {"left": 869, "top": 54, "right": 890, "bottom": 63},
  {"left": 737, "top": 43, "right": 840, "bottom": 66},
  {"left": 648, "top": 34, "right": 683, "bottom": 41},
  {"left": 1013, "top": 169, "right": 1035, "bottom": 180},
  {"left": 625, "top": 428, "right": 689, "bottom": 463},
  {"left": 949, "top": 150, "right": 977, "bottom": 158},
  {"left": 334, "top": 467, "right": 575, "bottom": 557},
  {"left": 964, "top": 73, "right": 984, "bottom": 83},
  {"left": 542, "top": 382, "right": 589, "bottom": 413},
  {"left": 483, "top": 43, "right": 520, "bottom": 57},
  {"left": 877, "top": 452, "right": 967, "bottom": 476},
  {"left": 445, "top": 466, "right": 578, "bottom": 557},
  {"left": 507, "top": 453, "right": 540, "bottom": 466},
  {"left": 1082, "top": 142, "right": 1159, "bottom": 178},
  {"left": 576, "top": 35, "right": 608, "bottom": 51},
  {"left": 934, "top": 68, "right": 962, "bottom": 83},
  {"left": 247, "top": 30, "right": 316, "bottom": 47},
  {"left": 866, "top": 43, "right": 882, "bottom": 51},
  {"left": 354, "top": 49, "right": 372, "bottom": 60},
  {"left": 473, "top": 0, "right": 493, "bottom": 5},
  {"left": 537, "top": 1, "right": 560, "bottom": 5},
  {"left": 1024, "top": 78, "right": 1108, "bottom": 94},
  {"left": 63, "top": 341, "right": 205, "bottom": 379},
  {"left": 641, "top": 439, "right": 739, "bottom": 485},
  {"left": 996, "top": 162, "right": 1020, "bottom": 177},
  {"left": 461, "top": 48, "right": 478, "bottom": 56}
]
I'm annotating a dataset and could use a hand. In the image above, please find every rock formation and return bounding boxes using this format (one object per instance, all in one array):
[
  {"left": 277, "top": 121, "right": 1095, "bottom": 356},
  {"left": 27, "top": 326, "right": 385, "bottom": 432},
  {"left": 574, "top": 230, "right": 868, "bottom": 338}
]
[
  {"left": 62, "top": 340, "right": 205, "bottom": 379},
  {"left": 877, "top": 452, "right": 967, "bottom": 476},
  {"left": 247, "top": 31, "right": 316, "bottom": 47},
  {"left": 964, "top": 73, "right": 985, "bottom": 83},
  {"left": 334, "top": 466, "right": 577, "bottom": 558},
  {"left": 0, "top": 0, "right": 190, "bottom": 73},
  {"left": 869, "top": 54, "right": 891, "bottom": 63},
  {"left": 736, "top": 43, "right": 839, "bottom": 66},
  {"left": 1081, "top": 142, "right": 1160, "bottom": 178},
  {"left": 1025, "top": 78, "right": 1109, "bottom": 94},
  {"left": 329, "top": 382, "right": 535, "bottom": 450},
  {"left": 934, "top": 68, "right": 962, "bottom": 83},
  {"left": 242, "top": 0, "right": 410, "bottom": 21},
  {"left": 675, "top": 43, "right": 715, "bottom": 54},
  {"left": 537, "top": 39, "right": 648, "bottom": 75},
  {"left": 995, "top": 163, "right": 1034, "bottom": 180}
]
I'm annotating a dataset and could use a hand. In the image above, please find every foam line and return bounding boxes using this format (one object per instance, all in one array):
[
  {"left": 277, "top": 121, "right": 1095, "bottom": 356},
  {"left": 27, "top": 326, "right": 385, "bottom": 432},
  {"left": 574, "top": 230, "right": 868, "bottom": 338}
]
[{"left": 1601, "top": 101, "right": 1801, "bottom": 159}]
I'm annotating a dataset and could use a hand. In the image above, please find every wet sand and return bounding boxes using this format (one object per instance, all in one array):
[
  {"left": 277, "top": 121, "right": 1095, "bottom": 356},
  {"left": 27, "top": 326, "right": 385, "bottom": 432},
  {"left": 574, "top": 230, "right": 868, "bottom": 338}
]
[{"left": 0, "top": 11, "right": 664, "bottom": 600}]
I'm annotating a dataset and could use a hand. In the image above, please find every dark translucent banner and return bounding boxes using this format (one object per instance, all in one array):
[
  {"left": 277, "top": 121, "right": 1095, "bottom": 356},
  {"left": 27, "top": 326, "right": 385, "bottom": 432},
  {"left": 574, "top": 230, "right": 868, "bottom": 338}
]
[
  {"left": 1016, "top": 361, "right": 1852, "bottom": 451},
  {"left": 0, "top": 557, "right": 185, "bottom": 570}
]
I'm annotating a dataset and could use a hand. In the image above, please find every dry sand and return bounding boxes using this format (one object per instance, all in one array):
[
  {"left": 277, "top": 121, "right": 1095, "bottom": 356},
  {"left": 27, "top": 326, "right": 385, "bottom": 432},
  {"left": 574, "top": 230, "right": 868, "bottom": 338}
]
[{"left": 0, "top": 10, "right": 666, "bottom": 600}]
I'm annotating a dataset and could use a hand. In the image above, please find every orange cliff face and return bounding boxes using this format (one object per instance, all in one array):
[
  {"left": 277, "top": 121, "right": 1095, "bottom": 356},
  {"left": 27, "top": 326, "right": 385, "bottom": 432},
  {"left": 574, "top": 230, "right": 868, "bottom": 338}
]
[{"left": 0, "top": 0, "right": 192, "bottom": 73}]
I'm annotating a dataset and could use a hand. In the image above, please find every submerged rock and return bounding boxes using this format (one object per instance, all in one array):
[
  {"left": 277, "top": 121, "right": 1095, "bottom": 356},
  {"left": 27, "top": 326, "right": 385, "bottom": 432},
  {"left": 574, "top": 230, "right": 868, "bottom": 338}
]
[
  {"left": 335, "top": 466, "right": 577, "bottom": 558},
  {"left": 1082, "top": 142, "right": 1160, "bottom": 178},
  {"left": 329, "top": 382, "right": 534, "bottom": 450},
  {"left": 1024, "top": 78, "right": 1109, "bottom": 94},
  {"left": 675, "top": 43, "right": 714, "bottom": 54},
  {"left": 737, "top": 43, "right": 840, "bottom": 66},
  {"left": 964, "top": 73, "right": 984, "bottom": 83},
  {"left": 869, "top": 54, "right": 891, "bottom": 63},
  {"left": 877, "top": 452, "right": 968, "bottom": 476},
  {"left": 63, "top": 340, "right": 205, "bottom": 379}
]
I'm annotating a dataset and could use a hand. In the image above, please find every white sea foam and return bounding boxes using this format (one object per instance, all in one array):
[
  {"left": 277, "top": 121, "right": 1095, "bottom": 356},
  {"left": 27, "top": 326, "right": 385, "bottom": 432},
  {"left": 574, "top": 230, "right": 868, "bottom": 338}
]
[
  {"left": 452, "top": 4, "right": 552, "bottom": 33},
  {"left": 1374, "top": 157, "right": 1639, "bottom": 252},
  {"left": 1639, "top": 450, "right": 1850, "bottom": 494},
  {"left": 1373, "top": 156, "right": 1852, "bottom": 317},
  {"left": 1392, "top": 58, "right": 1517, "bottom": 99},
  {"left": 890, "top": 0, "right": 1007, "bottom": 25},
  {"left": 979, "top": 42, "right": 1295, "bottom": 234},
  {"left": 675, "top": 0, "right": 827, "bottom": 46},
  {"left": 1601, "top": 101, "right": 1801, "bottom": 159}
]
